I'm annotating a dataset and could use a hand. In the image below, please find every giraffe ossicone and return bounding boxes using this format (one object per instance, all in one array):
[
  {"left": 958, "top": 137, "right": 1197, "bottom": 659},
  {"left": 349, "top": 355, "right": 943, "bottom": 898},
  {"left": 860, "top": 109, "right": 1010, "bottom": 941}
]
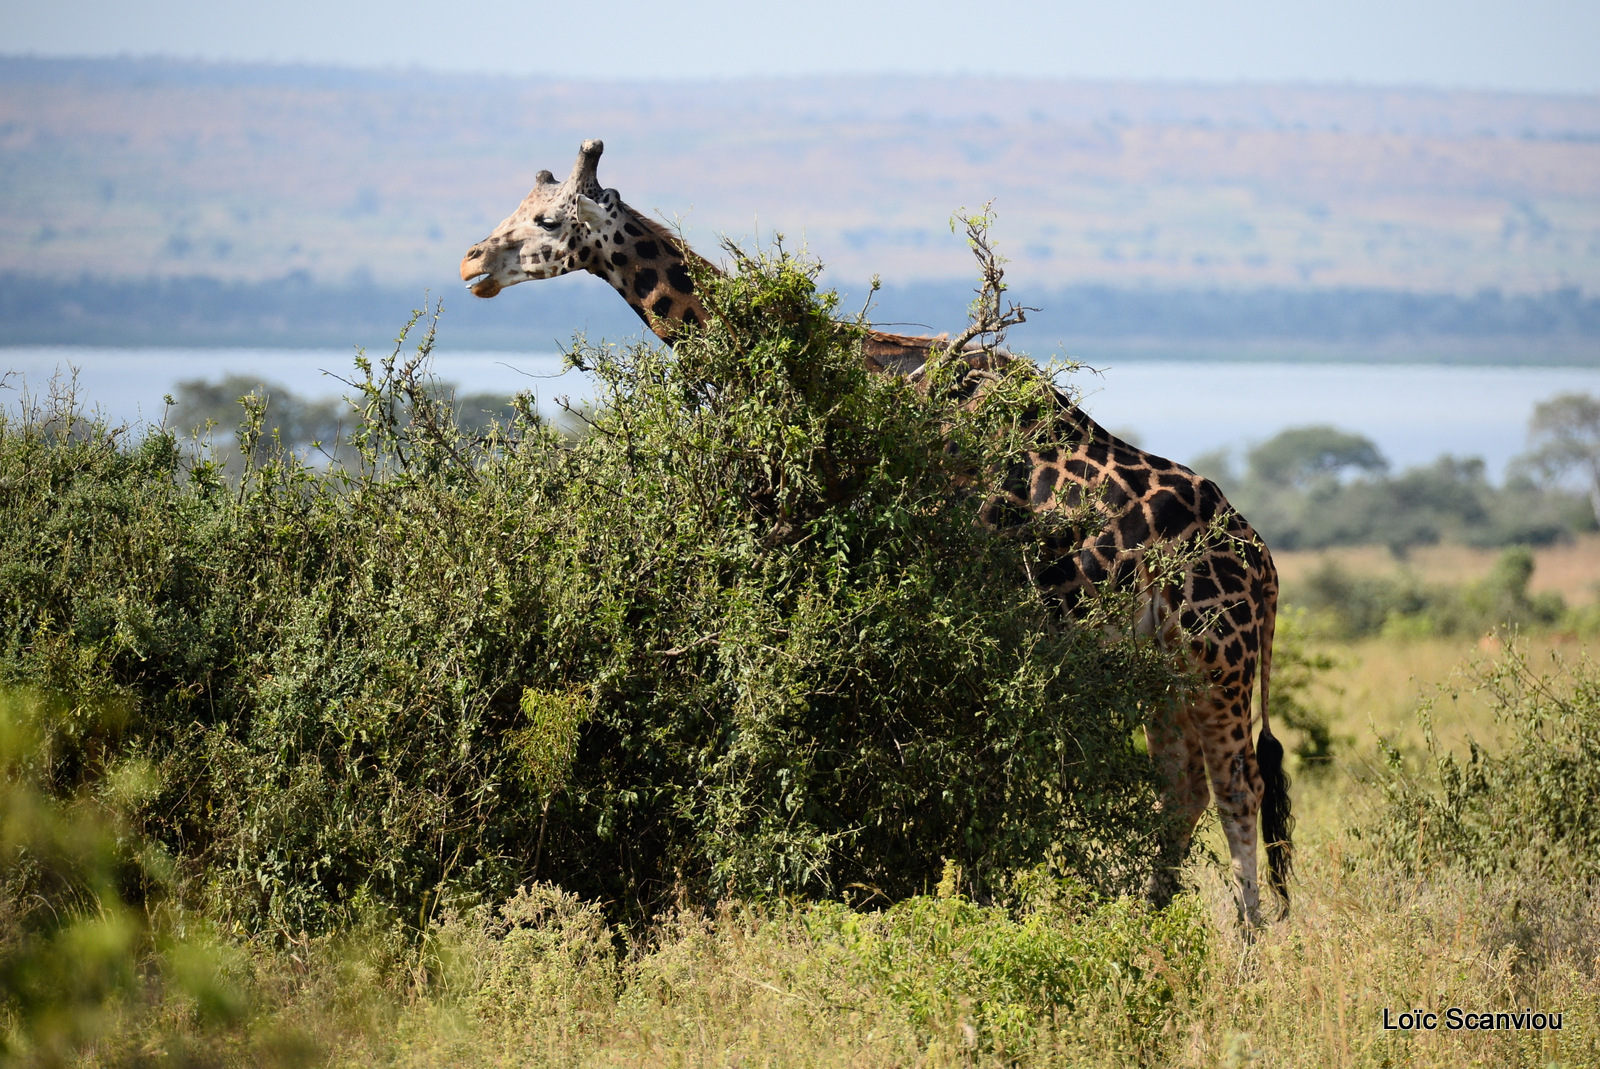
[{"left": 461, "top": 140, "right": 1293, "bottom": 925}]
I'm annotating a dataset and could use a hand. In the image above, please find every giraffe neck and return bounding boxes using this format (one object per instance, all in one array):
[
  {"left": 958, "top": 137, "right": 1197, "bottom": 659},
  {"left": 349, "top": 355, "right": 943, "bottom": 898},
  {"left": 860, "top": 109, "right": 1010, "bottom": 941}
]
[{"left": 580, "top": 200, "right": 710, "bottom": 343}]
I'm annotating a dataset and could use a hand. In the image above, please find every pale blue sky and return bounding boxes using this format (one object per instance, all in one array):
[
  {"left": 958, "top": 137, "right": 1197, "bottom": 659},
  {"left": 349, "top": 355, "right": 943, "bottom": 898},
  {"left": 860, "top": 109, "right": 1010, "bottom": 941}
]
[{"left": 4, "top": 0, "right": 1598, "bottom": 93}]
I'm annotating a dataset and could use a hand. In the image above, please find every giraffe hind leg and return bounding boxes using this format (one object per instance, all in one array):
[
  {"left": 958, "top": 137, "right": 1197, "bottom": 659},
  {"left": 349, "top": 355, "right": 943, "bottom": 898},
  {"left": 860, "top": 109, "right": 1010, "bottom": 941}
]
[
  {"left": 1144, "top": 704, "right": 1211, "bottom": 909},
  {"left": 1194, "top": 687, "right": 1266, "bottom": 926}
]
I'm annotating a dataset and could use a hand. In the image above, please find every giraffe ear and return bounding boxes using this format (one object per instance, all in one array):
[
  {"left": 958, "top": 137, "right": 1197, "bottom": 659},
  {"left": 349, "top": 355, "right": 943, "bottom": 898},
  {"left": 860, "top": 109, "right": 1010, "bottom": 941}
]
[
  {"left": 534, "top": 170, "right": 556, "bottom": 186},
  {"left": 574, "top": 195, "right": 608, "bottom": 229}
]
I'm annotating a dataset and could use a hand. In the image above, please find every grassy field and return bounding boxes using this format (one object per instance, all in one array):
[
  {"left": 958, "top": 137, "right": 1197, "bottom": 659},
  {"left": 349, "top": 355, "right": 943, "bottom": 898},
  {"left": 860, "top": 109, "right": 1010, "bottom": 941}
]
[{"left": 1179, "top": 632, "right": 1600, "bottom": 1068}]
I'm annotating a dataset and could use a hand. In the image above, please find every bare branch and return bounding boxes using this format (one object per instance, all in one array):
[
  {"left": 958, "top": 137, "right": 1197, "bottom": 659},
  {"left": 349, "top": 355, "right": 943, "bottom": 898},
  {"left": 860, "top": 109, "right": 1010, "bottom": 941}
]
[{"left": 941, "top": 203, "right": 1037, "bottom": 359}]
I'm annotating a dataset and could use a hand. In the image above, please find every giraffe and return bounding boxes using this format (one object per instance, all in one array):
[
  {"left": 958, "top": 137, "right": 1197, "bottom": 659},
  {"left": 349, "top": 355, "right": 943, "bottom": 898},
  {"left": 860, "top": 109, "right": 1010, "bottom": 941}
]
[{"left": 460, "top": 140, "right": 1293, "bottom": 923}]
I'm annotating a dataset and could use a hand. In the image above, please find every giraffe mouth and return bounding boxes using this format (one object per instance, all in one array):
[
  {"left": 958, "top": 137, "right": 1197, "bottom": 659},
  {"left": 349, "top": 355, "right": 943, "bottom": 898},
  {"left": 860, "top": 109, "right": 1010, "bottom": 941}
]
[{"left": 467, "top": 274, "right": 501, "bottom": 298}]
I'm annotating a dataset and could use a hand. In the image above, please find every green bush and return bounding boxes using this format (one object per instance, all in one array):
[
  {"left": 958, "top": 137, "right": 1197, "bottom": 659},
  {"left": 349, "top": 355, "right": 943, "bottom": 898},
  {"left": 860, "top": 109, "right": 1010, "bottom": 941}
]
[
  {"left": 0, "top": 246, "right": 1178, "bottom": 934},
  {"left": 810, "top": 866, "right": 1208, "bottom": 1057},
  {"left": 0, "top": 691, "right": 256, "bottom": 1067},
  {"left": 1263, "top": 608, "right": 1342, "bottom": 771},
  {"left": 429, "top": 871, "right": 1208, "bottom": 1064},
  {"left": 1364, "top": 648, "right": 1600, "bottom": 883}
]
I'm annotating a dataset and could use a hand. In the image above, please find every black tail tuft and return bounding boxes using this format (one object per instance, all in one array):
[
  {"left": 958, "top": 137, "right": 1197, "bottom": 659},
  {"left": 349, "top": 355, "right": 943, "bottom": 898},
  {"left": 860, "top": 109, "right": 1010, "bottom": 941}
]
[{"left": 1257, "top": 726, "right": 1294, "bottom": 915}]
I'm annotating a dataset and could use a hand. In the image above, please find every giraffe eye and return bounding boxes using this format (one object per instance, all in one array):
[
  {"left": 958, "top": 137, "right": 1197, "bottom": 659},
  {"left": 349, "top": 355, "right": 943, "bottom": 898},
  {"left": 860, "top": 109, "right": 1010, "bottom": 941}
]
[{"left": 537, "top": 215, "right": 562, "bottom": 232}]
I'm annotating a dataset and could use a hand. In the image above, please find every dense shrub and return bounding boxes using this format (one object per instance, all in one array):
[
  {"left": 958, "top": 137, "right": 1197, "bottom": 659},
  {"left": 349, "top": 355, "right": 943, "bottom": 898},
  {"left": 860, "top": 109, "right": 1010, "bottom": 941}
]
[{"left": 0, "top": 247, "right": 1178, "bottom": 934}]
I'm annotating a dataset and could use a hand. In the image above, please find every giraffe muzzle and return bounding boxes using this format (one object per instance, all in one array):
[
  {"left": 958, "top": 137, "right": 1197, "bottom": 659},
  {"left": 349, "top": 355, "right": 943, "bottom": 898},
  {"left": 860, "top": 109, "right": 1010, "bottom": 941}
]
[{"left": 460, "top": 247, "right": 502, "bottom": 298}]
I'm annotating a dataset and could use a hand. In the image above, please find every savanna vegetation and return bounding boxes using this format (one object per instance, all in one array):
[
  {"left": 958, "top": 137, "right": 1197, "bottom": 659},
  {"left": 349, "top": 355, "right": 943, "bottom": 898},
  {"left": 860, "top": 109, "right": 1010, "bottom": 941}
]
[{"left": 3, "top": 243, "right": 1599, "bottom": 1066}]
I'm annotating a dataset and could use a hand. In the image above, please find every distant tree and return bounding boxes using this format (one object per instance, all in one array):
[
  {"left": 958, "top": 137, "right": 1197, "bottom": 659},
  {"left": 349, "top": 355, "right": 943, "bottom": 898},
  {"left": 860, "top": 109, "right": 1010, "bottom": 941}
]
[
  {"left": 1520, "top": 392, "right": 1600, "bottom": 525},
  {"left": 170, "top": 376, "right": 529, "bottom": 460},
  {"left": 171, "top": 374, "right": 347, "bottom": 461},
  {"left": 1245, "top": 425, "right": 1387, "bottom": 488},
  {"left": 1187, "top": 446, "right": 1235, "bottom": 490}
]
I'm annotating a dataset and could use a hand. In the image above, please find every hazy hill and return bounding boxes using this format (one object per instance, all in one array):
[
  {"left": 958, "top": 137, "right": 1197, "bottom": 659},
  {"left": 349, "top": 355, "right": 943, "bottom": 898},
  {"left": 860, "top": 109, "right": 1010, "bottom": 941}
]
[{"left": 2, "top": 56, "right": 1598, "bottom": 357}]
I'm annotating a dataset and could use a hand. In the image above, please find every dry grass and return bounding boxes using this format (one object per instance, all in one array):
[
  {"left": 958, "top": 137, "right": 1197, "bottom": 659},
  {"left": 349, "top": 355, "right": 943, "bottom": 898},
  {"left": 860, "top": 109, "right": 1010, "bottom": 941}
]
[
  {"left": 1275, "top": 535, "right": 1600, "bottom": 608},
  {"left": 1176, "top": 839, "right": 1600, "bottom": 1068},
  {"left": 1281, "top": 633, "right": 1593, "bottom": 761}
]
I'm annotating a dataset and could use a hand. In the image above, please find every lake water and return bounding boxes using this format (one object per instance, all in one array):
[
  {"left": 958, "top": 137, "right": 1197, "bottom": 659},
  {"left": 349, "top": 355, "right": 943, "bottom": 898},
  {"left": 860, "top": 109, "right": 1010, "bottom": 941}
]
[{"left": 5, "top": 346, "right": 1600, "bottom": 479}]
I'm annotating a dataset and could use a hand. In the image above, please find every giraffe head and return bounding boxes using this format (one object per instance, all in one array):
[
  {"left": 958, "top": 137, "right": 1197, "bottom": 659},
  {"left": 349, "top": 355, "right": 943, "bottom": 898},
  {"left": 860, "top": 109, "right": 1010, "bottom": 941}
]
[
  {"left": 461, "top": 139, "right": 711, "bottom": 340},
  {"left": 460, "top": 139, "right": 618, "bottom": 298}
]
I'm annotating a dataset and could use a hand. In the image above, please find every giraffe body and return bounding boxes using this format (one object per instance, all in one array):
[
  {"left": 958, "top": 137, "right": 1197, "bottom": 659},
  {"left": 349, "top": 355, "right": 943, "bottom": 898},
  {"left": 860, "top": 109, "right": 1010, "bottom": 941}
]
[{"left": 461, "top": 141, "right": 1292, "bottom": 922}]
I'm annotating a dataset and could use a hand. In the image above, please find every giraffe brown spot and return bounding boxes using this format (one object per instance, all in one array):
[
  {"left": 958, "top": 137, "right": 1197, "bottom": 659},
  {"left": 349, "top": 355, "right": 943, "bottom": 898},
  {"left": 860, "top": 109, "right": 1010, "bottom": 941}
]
[
  {"left": 1147, "top": 490, "right": 1191, "bottom": 538},
  {"left": 1001, "top": 461, "right": 1030, "bottom": 498},
  {"left": 1036, "top": 556, "right": 1079, "bottom": 587},
  {"left": 667, "top": 262, "right": 694, "bottom": 294},
  {"left": 652, "top": 295, "right": 675, "bottom": 319},
  {"left": 1081, "top": 553, "right": 1109, "bottom": 584},
  {"left": 1213, "top": 555, "right": 1246, "bottom": 587},
  {"left": 1118, "top": 509, "right": 1150, "bottom": 546},
  {"left": 1030, "top": 467, "right": 1059, "bottom": 505},
  {"left": 1120, "top": 466, "right": 1152, "bottom": 498},
  {"left": 623, "top": 222, "right": 643, "bottom": 237},
  {"left": 611, "top": 252, "right": 629, "bottom": 267},
  {"left": 1112, "top": 444, "right": 1144, "bottom": 466},
  {"left": 635, "top": 240, "right": 660, "bottom": 260},
  {"left": 633, "top": 268, "right": 659, "bottom": 299}
]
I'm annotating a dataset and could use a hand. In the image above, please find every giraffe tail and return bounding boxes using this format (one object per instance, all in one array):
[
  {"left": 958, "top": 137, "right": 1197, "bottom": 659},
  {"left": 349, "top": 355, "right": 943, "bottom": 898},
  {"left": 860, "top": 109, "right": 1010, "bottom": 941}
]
[{"left": 1255, "top": 585, "right": 1294, "bottom": 916}]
